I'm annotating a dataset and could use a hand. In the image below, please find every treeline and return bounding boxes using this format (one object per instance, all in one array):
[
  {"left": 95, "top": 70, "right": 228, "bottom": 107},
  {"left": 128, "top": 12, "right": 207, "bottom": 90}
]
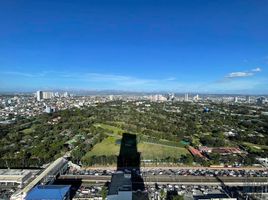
[
  {"left": 0, "top": 158, "right": 44, "bottom": 168},
  {"left": 82, "top": 155, "right": 118, "bottom": 166}
]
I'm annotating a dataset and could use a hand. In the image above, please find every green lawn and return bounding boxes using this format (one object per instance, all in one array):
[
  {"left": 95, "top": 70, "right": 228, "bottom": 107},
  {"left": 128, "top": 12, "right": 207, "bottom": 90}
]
[
  {"left": 21, "top": 127, "right": 34, "bottom": 134},
  {"left": 94, "top": 123, "right": 124, "bottom": 135},
  {"left": 139, "top": 143, "right": 189, "bottom": 160},
  {"left": 84, "top": 136, "right": 120, "bottom": 158},
  {"left": 84, "top": 136, "right": 189, "bottom": 161},
  {"left": 242, "top": 142, "right": 268, "bottom": 153}
]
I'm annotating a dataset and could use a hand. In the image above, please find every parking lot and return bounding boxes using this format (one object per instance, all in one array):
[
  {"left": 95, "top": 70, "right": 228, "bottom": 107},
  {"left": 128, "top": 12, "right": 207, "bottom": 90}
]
[{"left": 66, "top": 167, "right": 268, "bottom": 178}]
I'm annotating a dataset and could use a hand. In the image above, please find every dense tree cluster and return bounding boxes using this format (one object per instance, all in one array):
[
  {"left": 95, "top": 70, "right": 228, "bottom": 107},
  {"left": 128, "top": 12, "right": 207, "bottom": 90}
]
[{"left": 0, "top": 101, "right": 267, "bottom": 167}]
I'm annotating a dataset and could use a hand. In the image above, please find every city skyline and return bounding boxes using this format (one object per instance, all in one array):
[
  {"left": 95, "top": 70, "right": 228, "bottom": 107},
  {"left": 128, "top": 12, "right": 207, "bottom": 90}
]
[{"left": 0, "top": 1, "right": 268, "bottom": 94}]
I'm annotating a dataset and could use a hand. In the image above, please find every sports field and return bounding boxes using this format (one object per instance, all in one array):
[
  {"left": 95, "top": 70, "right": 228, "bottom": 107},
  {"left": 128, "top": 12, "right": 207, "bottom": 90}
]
[{"left": 84, "top": 136, "right": 189, "bottom": 161}]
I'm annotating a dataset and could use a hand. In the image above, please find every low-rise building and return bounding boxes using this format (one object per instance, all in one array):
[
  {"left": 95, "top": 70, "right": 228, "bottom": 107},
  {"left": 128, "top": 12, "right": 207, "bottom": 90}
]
[{"left": 25, "top": 185, "right": 71, "bottom": 200}]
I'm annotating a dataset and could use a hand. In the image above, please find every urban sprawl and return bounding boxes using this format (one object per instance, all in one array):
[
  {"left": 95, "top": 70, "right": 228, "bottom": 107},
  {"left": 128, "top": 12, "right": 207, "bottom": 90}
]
[{"left": 0, "top": 91, "right": 268, "bottom": 200}]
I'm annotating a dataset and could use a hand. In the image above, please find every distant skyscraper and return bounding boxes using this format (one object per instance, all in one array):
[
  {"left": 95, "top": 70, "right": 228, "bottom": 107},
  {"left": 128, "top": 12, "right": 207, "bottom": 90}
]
[
  {"left": 168, "top": 93, "right": 175, "bottom": 101},
  {"left": 109, "top": 95, "right": 114, "bottom": 101},
  {"left": 246, "top": 96, "right": 251, "bottom": 103},
  {"left": 257, "top": 97, "right": 266, "bottom": 105},
  {"left": 193, "top": 94, "right": 199, "bottom": 101},
  {"left": 43, "top": 92, "right": 54, "bottom": 99},
  {"left": 36, "top": 91, "right": 43, "bottom": 101},
  {"left": 54, "top": 92, "right": 60, "bottom": 97},
  {"left": 234, "top": 96, "right": 238, "bottom": 103},
  {"left": 184, "top": 93, "right": 189, "bottom": 101},
  {"left": 148, "top": 94, "right": 167, "bottom": 102},
  {"left": 63, "top": 92, "right": 69, "bottom": 98}
]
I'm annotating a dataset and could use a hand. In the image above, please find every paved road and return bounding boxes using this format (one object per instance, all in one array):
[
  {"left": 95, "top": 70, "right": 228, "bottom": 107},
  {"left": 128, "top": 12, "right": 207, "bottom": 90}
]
[
  {"left": 58, "top": 174, "right": 268, "bottom": 186},
  {"left": 83, "top": 166, "right": 267, "bottom": 171}
]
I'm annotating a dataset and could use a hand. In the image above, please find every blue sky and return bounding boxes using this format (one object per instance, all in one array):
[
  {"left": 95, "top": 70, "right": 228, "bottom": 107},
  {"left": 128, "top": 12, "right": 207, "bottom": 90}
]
[{"left": 0, "top": 0, "right": 268, "bottom": 94}]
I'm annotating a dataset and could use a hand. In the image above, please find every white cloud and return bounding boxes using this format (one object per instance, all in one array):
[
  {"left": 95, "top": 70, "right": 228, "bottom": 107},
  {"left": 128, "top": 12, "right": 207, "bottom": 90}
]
[
  {"left": 225, "top": 67, "right": 262, "bottom": 79},
  {"left": 225, "top": 72, "right": 254, "bottom": 78},
  {"left": 251, "top": 67, "right": 261, "bottom": 72},
  {"left": 1, "top": 70, "right": 62, "bottom": 78},
  {"left": 165, "top": 77, "right": 176, "bottom": 81}
]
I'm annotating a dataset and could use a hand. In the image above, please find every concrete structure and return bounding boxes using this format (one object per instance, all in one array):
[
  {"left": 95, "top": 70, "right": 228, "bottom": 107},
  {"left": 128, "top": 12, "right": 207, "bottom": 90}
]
[
  {"left": 185, "top": 93, "right": 189, "bottom": 101},
  {"left": 192, "top": 189, "right": 237, "bottom": 200},
  {"left": 234, "top": 96, "right": 238, "bottom": 103},
  {"left": 11, "top": 157, "right": 68, "bottom": 200},
  {"left": 0, "top": 169, "right": 32, "bottom": 188},
  {"left": 36, "top": 91, "right": 43, "bottom": 101},
  {"left": 257, "top": 158, "right": 268, "bottom": 167},
  {"left": 43, "top": 91, "right": 54, "bottom": 99},
  {"left": 108, "top": 171, "right": 132, "bottom": 200},
  {"left": 44, "top": 106, "right": 55, "bottom": 113},
  {"left": 63, "top": 92, "right": 69, "bottom": 98},
  {"left": 193, "top": 94, "right": 199, "bottom": 101},
  {"left": 246, "top": 95, "right": 251, "bottom": 103},
  {"left": 257, "top": 96, "right": 266, "bottom": 105},
  {"left": 25, "top": 185, "right": 71, "bottom": 200},
  {"left": 199, "top": 146, "right": 243, "bottom": 155},
  {"left": 149, "top": 94, "right": 167, "bottom": 102}
]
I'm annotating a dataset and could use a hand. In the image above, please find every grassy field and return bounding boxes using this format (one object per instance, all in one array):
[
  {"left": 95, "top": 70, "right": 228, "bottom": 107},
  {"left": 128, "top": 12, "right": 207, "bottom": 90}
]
[
  {"left": 21, "top": 127, "right": 34, "bottom": 134},
  {"left": 242, "top": 142, "right": 268, "bottom": 153},
  {"left": 87, "top": 123, "right": 190, "bottom": 162},
  {"left": 138, "top": 143, "right": 189, "bottom": 160},
  {"left": 94, "top": 123, "right": 124, "bottom": 135},
  {"left": 84, "top": 136, "right": 120, "bottom": 158},
  {"left": 84, "top": 136, "right": 189, "bottom": 161}
]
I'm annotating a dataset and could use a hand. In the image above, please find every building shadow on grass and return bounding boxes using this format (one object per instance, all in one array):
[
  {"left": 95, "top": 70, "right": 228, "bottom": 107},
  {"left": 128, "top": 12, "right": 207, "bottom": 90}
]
[{"left": 108, "top": 133, "right": 149, "bottom": 200}]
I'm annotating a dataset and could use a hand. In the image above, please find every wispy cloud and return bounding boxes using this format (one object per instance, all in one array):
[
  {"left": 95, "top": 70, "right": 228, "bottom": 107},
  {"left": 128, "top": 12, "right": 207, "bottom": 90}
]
[
  {"left": 1, "top": 68, "right": 266, "bottom": 93},
  {"left": 165, "top": 77, "right": 176, "bottom": 81},
  {"left": 225, "top": 72, "right": 253, "bottom": 78},
  {"left": 2, "top": 71, "right": 43, "bottom": 78},
  {"left": 251, "top": 67, "right": 261, "bottom": 72},
  {"left": 1, "top": 71, "right": 59, "bottom": 78},
  {"left": 224, "top": 67, "right": 262, "bottom": 79},
  {"left": 0, "top": 70, "right": 169, "bottom": 89}
]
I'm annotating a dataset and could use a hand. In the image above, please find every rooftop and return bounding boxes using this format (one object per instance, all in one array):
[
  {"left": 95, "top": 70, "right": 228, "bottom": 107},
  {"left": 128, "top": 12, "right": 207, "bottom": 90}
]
[
  {"left": 108, "top": 171, "right": 132, "bottom": 195},
  {"left": 0, "top": 169, "right": 33, "bottom": 183},
  {"left": 26, "top": 185, "right": 71, "bottom": 200}
]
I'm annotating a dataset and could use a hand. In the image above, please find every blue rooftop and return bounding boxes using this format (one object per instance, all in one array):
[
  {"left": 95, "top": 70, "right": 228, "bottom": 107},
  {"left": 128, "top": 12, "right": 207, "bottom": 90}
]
[{"left": 26, "top": 185, "right": 71, "bottom": 200}]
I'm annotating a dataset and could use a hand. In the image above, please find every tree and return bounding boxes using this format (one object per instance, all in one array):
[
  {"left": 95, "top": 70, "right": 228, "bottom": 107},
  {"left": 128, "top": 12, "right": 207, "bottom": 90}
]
[
  {"left": 172, "top": 196, "right": 184, "bottom": 200},
  {"left": 160, "top": 188, "right": 166, "bottom": 200},
  {"left": 101, "top": 186, "right": 108, "bottom": 200},
  {"left": 180, "top": 154, "right": 193, "bottom": 164}
]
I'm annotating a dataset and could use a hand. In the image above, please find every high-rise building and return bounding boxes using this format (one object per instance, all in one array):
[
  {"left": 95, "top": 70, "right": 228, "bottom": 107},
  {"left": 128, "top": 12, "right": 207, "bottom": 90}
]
[
  {"left": 109, "top": 95, "right": 114, "bottom": 101},
  {"left": 148, "top": 94, "right": 167, "bottom": 102},
  {"left": 234, "top": 97, "right": 238, "bottom": 103},
  {"left": 43, "top": 92, "right": 54, "bottom": 99},
  {"left": 246, "top": 96, "right": 251, "bottom": 103},
  {"left": 44, "top": 106, "right": 55, "bottom": 114},
  {"left": 193, "top": 94, "right": 199, "bottom": 101},
  {"left": 63, "top": 92, "right": 69, "bottom": 98},
  {"left": 168, "top": 93, "right": 175, "bottom": 101},
  {"left": 257, "top": 97, "right": 266, "bottom": 105},
  {"left": 36, "top": 91, "right": 43, "bottom": 101},
  {"left": 184, "top": 93, "right": 189, "bottom": 101},
  {"left": 54, "top": 92, "right": 60, "bottom": 98}
]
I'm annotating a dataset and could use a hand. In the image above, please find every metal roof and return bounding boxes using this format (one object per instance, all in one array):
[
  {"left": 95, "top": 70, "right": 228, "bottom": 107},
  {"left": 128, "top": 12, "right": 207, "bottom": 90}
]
[
  {"left": 21, "top": 157, "right": 68, "bottom": 195},
  {"left": 25, "top": 185, "right": 71, "bottom": 200}
]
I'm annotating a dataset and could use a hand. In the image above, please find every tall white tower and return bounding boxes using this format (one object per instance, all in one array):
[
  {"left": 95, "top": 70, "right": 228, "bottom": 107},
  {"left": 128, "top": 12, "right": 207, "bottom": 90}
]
[
  {"left": 246, "top": 96, "right": 251, "bottom": 103},
  {"left": 234, "top": 96, "right": 238, "bottom": 103},
  {"left": 36, "top": 91, "right": 43, "bottom": 101},
  {"left": 184, "top": 93, "right": 189, "bottom": 101}
]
